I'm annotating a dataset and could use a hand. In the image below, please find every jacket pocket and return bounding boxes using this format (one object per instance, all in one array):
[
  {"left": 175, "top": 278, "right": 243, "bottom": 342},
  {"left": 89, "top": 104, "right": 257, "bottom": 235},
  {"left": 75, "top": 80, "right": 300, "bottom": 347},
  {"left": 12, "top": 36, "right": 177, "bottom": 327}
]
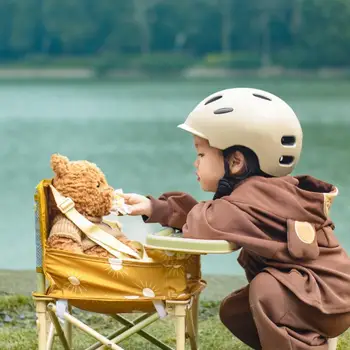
[{"left": 287, "top": 220, "right": 319, "bottom": 260}]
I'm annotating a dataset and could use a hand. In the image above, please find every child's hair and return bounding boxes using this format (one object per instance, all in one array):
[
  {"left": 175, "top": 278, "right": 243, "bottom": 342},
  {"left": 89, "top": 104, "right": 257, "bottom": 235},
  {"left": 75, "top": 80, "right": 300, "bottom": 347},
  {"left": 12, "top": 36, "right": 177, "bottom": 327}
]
[{"left": 213, "top": 146, "right": 271, "bottom": 200}]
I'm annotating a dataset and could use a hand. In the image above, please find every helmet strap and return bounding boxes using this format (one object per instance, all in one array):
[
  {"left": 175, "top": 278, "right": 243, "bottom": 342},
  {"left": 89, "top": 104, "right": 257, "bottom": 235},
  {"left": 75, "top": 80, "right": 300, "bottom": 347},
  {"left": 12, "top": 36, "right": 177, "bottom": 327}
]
[
  {"left": 213, "top": 159, "right": 237, "bottom": 200},
  {"left": 213, "top": 147, "right": 261, "bottom": 200}
]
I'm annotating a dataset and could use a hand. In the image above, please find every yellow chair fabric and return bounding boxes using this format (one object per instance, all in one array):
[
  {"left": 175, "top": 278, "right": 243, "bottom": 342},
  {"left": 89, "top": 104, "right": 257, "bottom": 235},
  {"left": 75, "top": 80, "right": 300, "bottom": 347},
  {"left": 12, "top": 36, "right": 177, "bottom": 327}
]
[{"left": 33, "top": 179, "right": 206, "bottom": 314}]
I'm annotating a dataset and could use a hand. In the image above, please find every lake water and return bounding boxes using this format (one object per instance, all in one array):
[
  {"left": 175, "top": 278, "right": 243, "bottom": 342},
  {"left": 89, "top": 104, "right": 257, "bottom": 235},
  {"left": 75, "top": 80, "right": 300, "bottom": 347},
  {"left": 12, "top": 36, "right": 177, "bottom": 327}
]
[{"left": 1, "top": 78, "right": 349, "bottom": 275}]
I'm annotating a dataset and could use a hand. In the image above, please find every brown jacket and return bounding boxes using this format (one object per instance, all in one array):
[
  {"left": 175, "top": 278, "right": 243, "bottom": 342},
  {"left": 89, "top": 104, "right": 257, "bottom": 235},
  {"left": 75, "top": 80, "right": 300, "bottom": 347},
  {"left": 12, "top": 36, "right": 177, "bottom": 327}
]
[{"left": 146, "top": 175, "right": 350, "bottom": 314}]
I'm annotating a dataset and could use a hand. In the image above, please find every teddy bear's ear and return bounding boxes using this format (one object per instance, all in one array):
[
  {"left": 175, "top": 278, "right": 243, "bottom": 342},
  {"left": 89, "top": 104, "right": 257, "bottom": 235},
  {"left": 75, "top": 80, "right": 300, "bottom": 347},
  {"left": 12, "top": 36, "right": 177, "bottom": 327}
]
[{"left": 50, "top": 154, "right": 70, "bottom": 176}]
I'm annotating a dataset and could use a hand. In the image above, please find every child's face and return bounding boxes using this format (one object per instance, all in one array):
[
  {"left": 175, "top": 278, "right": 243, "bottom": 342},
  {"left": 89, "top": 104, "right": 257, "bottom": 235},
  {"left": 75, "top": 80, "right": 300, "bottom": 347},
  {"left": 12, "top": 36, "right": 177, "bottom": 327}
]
[{"left": 193, "top": 136, "right": 225, "bottom": 192}]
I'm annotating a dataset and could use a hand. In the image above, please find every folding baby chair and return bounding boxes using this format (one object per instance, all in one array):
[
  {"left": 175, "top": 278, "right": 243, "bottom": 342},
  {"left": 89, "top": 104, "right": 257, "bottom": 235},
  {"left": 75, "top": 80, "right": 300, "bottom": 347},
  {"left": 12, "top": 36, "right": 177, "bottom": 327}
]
[{"left": 33, "top": 179, "right": 236, "bottom": 350}]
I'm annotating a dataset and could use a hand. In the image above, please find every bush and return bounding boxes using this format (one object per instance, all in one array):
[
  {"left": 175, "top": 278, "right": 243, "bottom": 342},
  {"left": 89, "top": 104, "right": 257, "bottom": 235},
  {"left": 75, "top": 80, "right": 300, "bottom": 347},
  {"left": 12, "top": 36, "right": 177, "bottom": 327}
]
[
  {"left": 92, "top": 53, "right": 134, "bottom": 76},
  {"left": 273, "top": 49, "right": 320, "bottom": 69},
  {"left": 130, "top": 52, "right": 197, "bottom": 74},
  {"left": 201, "top": 52, "right": 261, "bottom": 69},
  {"left": 21, "top": 54, "right": 51, "bottom": 66},
  {"left": 0, "top": 295, "right": 32, "bottom": 311}
]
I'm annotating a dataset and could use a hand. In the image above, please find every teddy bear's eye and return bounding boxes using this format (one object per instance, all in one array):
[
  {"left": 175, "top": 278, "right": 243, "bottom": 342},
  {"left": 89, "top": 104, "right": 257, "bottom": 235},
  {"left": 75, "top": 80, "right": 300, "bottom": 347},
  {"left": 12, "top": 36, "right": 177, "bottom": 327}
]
[{"left": 97, "top": 182, "right": 101, "bottom": 188}]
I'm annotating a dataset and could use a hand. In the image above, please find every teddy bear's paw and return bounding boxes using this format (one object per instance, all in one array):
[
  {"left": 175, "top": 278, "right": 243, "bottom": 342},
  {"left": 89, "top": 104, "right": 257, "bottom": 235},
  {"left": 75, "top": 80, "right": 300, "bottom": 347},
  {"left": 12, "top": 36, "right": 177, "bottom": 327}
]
[
  {"left": 48, "top": 236, "right": 83, "bottom": 254},
  {"left": 84, "top": 246, "right": 110, "bottom": 258}
]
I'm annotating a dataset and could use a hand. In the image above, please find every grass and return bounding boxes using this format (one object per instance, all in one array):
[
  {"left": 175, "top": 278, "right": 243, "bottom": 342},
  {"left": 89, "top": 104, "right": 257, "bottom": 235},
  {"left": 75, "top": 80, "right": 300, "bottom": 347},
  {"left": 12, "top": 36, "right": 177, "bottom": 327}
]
[
  {"left": 0, "top": 295, "right": 250, "bottom": 350},
  {"left": 0, "top": 295, "right": 349, "bottom": 350},
  {"left": 0, "top": 273, "right": 349, "bottom": 349}
]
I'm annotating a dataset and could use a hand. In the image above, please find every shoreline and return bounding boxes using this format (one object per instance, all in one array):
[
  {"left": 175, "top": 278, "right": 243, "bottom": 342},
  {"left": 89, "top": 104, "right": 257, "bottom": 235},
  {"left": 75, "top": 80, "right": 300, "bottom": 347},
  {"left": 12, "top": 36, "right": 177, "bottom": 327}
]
[{"left": 0, "top": 67, "right": 350, "bottom": 80}]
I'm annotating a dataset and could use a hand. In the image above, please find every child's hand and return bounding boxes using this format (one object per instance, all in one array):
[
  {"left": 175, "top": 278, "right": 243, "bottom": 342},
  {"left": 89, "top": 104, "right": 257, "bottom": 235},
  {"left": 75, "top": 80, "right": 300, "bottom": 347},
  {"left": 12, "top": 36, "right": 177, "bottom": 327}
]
[{"left": 120, "top": 193, "right": 152, "bottom": 217}]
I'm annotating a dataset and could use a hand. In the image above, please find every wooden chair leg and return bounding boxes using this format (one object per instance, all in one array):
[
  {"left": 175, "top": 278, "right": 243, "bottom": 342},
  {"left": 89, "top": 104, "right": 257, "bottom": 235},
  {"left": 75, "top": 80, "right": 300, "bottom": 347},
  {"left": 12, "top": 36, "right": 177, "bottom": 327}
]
[
  {"left": 96, "top": 313, "right": 160, "bottom": 349},
  {"left": 36, "top": 300, "right": 48, "bottom": 350},
  {"left": 186, "top": 296, "right": 199, "bottom": 350},
  {"left": 47, "top": 303, "right": 122, "bottom": 350},
  {"left": 174, "top": 304, "right": 187, "bottom": 350},
  {"left": 47, "top": 322, "right": 55, "bottom": 350},
  {"left": 192, "top": 295, "right": 199, "bottom": 343},
  {"left": 64, "top": 304, "right": 73, "bottom": 347},
  {"left": 47, "top": 307, "right": 71, "bottom": 350}
]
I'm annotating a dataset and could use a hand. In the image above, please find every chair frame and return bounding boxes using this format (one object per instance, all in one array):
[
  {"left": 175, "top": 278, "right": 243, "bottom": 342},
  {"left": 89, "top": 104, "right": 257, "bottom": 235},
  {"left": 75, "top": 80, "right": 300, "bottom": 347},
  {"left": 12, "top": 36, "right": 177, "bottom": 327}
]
[
  {"left": 33, "top": 180, "right": 200, "bottom": 350},
  {"left": 34, "top": 288, "right": 199, "bottom": 350},
  {"left": 34, "top": 261, "right": 339, "bottom": 350}
]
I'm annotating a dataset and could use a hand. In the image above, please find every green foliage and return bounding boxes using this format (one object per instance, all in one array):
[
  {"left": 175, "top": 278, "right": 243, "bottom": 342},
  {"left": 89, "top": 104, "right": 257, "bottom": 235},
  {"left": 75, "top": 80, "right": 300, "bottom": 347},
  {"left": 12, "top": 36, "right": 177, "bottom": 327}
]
[
  {"left": 131, "top": 53, "right": 197, "bottom": 73},
  {"left": 92, "top": 54, "right": 135, "bottom": 76},
  {"left": 0, "top": 295, "right": 33, "bottom": 311},
  {"left": 202, "top": 52, "right": 261, "bottom": 69},
  {"left": 0, "top": 0, "right": 350, "bottom": 70},
  {"left": 0, "top": 329, "right": 38, "bottom": 350}
]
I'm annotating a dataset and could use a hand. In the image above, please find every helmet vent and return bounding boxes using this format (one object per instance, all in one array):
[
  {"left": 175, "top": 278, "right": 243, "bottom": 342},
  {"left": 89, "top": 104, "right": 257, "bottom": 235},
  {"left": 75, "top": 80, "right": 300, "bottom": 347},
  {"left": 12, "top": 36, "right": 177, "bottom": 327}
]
[
  {"left": 214, "top": 107, "right": 233, "bottom": 114},
  {"left": 205, "top": 95, "right": 223, "bottom": 105},
  {"left": 279, "top": 156, "right": 294, "bottom": 165},
  {"left": 281, "top": 136, "right": 296, "bottom": 146},
  {"left": 253, "top": 93, "right": 271, "bottom": 101}
]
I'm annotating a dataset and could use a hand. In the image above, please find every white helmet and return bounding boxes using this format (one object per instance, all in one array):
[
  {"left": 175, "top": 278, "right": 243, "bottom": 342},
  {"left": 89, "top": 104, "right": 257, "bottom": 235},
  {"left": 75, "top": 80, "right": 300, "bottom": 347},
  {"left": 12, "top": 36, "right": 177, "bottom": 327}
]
[{"left": 178, "top": 88, "right": 303, "bottom": 177}]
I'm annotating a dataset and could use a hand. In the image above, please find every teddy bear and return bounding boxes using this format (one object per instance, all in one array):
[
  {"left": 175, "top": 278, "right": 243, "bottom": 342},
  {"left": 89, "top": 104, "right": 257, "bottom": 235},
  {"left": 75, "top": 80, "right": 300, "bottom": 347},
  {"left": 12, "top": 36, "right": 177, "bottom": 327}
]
[{"left": 47, "top": 153, "right": 136, "bottom": 258}]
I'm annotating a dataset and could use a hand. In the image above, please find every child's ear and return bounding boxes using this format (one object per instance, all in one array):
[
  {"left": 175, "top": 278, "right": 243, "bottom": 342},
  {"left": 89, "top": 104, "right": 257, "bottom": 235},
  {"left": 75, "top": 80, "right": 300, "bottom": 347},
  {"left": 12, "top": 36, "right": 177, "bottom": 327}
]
[
  {"left": 50, "top": 154, "right": 69, "bottom": 177},
  {"left": 228, "top": 151, "right": 246, "bottom": 176}
]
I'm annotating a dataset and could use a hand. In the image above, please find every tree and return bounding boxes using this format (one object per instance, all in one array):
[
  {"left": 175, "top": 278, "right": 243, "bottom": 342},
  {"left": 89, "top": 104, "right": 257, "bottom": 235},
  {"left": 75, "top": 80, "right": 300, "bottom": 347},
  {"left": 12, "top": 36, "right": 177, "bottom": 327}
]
[
  {"left": 0, "top": 0, "right": 350, "bottom": 69},
  {"left": 6, "top": 0, "right": 41, "bottom": 54},
  {"left": 294, "top": 0, "right": 350, "bottom": 67},
  {"left": 0, "top": 0, "right": 13, "bottom": 58},
  {"left": 248, "top": 0, "right": 290, "bottom": 68},
  {"left": 219, "top": 0, "right": 232, "bottom": 53},
  {"left": 132, "top": 0, "right": 164, "bottom": 54}
]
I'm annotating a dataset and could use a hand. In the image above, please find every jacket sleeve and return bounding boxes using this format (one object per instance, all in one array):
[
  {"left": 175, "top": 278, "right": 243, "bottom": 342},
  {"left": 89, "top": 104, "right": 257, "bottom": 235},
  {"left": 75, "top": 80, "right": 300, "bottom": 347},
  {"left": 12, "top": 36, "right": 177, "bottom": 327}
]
[
  {"left": 182, "top": 199, "right": 248, "bottom": 241},
  {"left": 182, "top": 199, "right": 278, "bottom": 258},
  {"left": 144, "top": 192, "right": 198, "bottom": 229}
]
